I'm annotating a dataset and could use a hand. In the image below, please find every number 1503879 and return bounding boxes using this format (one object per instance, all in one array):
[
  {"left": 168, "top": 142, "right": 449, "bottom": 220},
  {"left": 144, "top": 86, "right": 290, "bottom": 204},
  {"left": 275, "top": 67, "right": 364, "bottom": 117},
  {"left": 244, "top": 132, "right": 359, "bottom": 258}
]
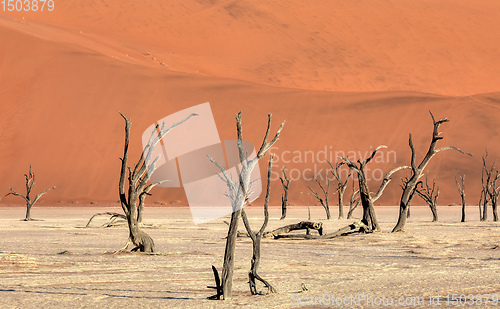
[{"left": 2, "top": 0, "right": 54, "bottom": 11}]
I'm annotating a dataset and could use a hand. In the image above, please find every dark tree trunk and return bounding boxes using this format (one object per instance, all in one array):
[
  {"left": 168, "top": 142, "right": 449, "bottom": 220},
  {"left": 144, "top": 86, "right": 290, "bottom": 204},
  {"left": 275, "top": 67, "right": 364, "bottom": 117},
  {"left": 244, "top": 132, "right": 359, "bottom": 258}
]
[
  {"left": 25, "top": 204, "right": 33, "bottom": 221},
  {"left": 430, "top": 206, "right": 438, "bottom": 222},
  {"left": 358, "top": 173, "right": 379, "bottom": 232},
  {"left": 461, "top": 197, "right": 466, "bottom": 222},
  {"left": 455, "top": 172, "right": 466, "bottom": 222},
  {"left": 221, "top": 209, "right": 241, "bottom": 298},
  {"left": 346, "top": 177, "right": 359, "bottom": 219},
  {"left": 324, "top": 200, "right": 331, "bottom": 220},
  {"left": 280, "top": 167, "right": 290, "bottom": 220},
  {"left": 280, "top": 196, "right": 287, "bottom": 220},
  {"left": 482, "top": 200, "right": 488, "bottom": 221},
  {"left": 338, "top": 190, "right": 344, "bottom": 219},
  {"left": 241, "top": 156, "right": 276, "bottom": 295},
  {"left": 492, "top": 195, "right": 498, "bottom": 222},
  {"left": 137, "top": 201, "right": 144, "bottom": 223}
]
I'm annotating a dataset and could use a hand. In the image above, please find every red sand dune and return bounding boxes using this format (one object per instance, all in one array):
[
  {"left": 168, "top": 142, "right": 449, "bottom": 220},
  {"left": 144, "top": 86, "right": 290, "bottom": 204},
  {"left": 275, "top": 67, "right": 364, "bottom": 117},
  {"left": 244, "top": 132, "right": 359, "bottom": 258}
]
[{"left": 1, "top": 1, "right": 500, "bottom": 208}]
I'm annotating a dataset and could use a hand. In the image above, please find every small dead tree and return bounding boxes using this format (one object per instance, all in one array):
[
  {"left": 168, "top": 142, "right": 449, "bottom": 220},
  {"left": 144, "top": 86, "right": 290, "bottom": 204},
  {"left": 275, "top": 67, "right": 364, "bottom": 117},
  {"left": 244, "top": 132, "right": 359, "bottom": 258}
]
[
  {"left": 392, "top": 112, "right": 473, "bottom": 232},
  {"left": 454, "top": 171, "right": 466, "bottom": 222},
  {"left": 240, "top": 155, "right": 276, "bottom": 295},
  {"left": 327, "top": 160, "right": 351, "bottom": 219},
  {"left": 346, "top": 177, "right": 359, "bottom": 219},
  {"left": 415, "top": 173, "right": 440, "bottom": 222},
  {"left": 340, "top": 148, "right": 410, "bottom": 232},
  {"left": 117, "top": 112, "right": 196, "bottom": 253},
  {"left": 6, "top": 165, "right": 55, "bottom": 221},
  {"left": 303, "top": 177, "right": 331, "bottom": 219},
  {"left": 208, "top": 112, "right": 284, "bottom": 300},
  {"left": 279, "top": 167, "right": 290, "bottom": 220}
]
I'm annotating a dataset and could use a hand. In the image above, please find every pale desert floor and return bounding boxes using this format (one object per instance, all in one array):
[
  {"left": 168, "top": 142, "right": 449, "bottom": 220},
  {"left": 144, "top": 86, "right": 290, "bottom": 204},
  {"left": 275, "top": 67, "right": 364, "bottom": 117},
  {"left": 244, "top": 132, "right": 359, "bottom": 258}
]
[{"left": 1, "top": 205, "right": 499, "bottom": 308}]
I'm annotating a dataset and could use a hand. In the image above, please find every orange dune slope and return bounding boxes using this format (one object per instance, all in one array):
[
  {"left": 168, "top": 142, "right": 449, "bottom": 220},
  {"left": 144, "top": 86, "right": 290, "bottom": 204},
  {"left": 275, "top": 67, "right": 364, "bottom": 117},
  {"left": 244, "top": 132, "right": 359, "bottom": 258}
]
[
  {"left": 2, "top": 0, "right": 500, "bottom": 95},
  {"left": 1, "top": 1, "right": 500, "bottom": 208}
]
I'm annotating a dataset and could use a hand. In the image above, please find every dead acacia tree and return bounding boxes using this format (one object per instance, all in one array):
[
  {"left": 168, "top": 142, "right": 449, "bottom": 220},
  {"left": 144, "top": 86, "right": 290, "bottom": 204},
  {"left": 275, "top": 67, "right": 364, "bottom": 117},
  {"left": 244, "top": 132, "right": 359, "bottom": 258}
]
[
  {"left": 415, "top": 173, "right": 440, "bottom": 222},
  {"left": 279, "top": 167, "right": 290, "bottom": 220},
  {"left": 303, "top": 177, "right": 331, "bottom": 219},
  {"left": 340, "top": 147, "right": 410, "bottom": 232},
  {"left": 208, "top": 112, "right": 284, "bottom": 300},
  {"left": 392, "top": 112, "right": 473, "bottom": 232},
  {"left": 479, "top": 152, "right": 493, "bottom": 221},
  {"left": 490, "top": 173, "right": 500, "bottom": 222},
  {"left": 490, "top": 171, "right": 500, "bottom": 222},
  {"left": 117, "top": 112, "right": 196, "bottom": 253},
  {"left": 346, "top": 176, "right": 359, "bottom": 219},
  {"left": 240, "top": 155, "right": 276, "bottom": 295},
  {"left": 327, "top": 160, "right": 351, "bottom": 219},
  {"left": 478, "top": 151, "right": 500, "bottom": 222},
  {"left": 6, "top": 165, "right": 55, "bottom": 221},
  {"left": 454, "top": 171, "right": 466, "bottom": 222}
]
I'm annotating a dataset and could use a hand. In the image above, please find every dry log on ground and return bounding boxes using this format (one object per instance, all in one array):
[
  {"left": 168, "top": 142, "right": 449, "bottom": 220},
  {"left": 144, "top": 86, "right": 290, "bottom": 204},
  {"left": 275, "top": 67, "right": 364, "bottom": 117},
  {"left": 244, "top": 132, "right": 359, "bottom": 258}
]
[
  {"left": 271, "top": 221, "right": 367, "bottom": 239},
  {"left": 263, "top": 221, "right": 323, "bottom": 238}
]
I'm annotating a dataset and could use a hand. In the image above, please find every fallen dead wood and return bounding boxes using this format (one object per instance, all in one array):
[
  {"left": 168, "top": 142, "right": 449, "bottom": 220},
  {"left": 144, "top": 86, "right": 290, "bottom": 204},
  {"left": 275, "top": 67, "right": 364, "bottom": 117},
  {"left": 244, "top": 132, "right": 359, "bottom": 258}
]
[
  {"left": 263, "top": 221, "right": 323, "bottom": 238},
  {"left": 86, "top": 212, "right": 127, "bottom": 228},
  {"left": 272, "top": 221, "right": 367, "bottom": 239}
]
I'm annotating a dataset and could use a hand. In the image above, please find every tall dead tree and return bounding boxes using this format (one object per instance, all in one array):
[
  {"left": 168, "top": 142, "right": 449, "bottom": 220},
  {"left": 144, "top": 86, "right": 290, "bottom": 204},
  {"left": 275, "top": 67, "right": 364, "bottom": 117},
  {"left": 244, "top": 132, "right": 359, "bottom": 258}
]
[
  {"left": 392, "top": 112, "right": 473, "bottom": 232},
  {"left": 454, "top": 171, "right": 466, "bottom": 222},
  {"left": 279, "top": 167, "right": 290, "bottom": 220},
  {"left": 118, "top": 112, "right": 196, "bottom": 253},
  {"left": 327, "top": 160, "right": 351, "bottom": 219},
  {"left": 486, "top": 169, "right": 500, "bottom": 222},
  {"left": 240, "top": 155, "right": 276, "bottom": 295},
  {"left": 6, "top": 165, "right": 55, "bottom": 221},
  {"left": 479, "top": 152, "right": 493, "bottom": 221},
  {"left": 303, "top": 177, "right": 331, "bottom": 219},
  {"left": 346, "top": 177, "right": 359, "bottom": 219},
  {"left": 415, "top": 173, "right": 440, "bottom": 222},
  {"left": 479, "top": 151, "right": 499, "bottom": 222},
  {"left": 490, "top": 173, "right": 500, "bottom": 222},
  {"left": 208, "top": 112, "right": 284, "bottom": 300},
  {"left": 340, "top": 147, "right": 410, "bottom": 232}
]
